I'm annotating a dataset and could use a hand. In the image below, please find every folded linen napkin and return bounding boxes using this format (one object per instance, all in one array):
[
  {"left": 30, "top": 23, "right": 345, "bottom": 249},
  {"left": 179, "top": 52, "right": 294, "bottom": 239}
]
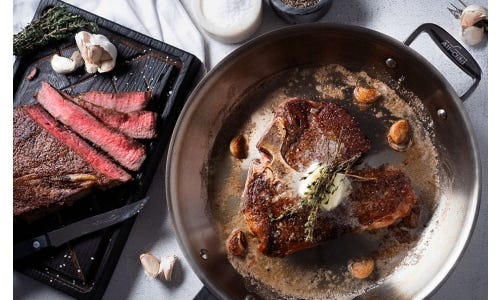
[{"left": 13, "top": 0, "right": 206, "bottom": 64}]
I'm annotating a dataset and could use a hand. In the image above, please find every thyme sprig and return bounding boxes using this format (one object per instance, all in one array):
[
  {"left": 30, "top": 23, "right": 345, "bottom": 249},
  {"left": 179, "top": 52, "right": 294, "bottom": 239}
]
[
  {"left": 269, "top": 142, "right": 361, "bottom": 243},
  {"left": 301, "top": 153, "right": 360, "bottom": 242},
  {"left": 14, "top": 5, "right": 98, "bottom": 56}
]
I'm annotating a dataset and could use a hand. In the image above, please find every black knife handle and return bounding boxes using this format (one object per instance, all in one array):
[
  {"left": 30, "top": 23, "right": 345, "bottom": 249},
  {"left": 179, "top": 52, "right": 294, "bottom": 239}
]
[{"left": 14, "top": 234, "right": 50, "bottom": 261}]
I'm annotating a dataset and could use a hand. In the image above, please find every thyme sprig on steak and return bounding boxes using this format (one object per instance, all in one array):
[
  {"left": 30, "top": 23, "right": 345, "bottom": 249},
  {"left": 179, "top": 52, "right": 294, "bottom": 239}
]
[{"left": 270, "top": 142, "right": 360, "bottom": 243}]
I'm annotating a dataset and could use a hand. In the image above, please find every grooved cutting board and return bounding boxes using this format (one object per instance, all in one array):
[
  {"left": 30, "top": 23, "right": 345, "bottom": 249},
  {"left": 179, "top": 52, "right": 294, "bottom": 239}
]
[{"left": 13, "top": 0, "right": 203, "bottom": 298}]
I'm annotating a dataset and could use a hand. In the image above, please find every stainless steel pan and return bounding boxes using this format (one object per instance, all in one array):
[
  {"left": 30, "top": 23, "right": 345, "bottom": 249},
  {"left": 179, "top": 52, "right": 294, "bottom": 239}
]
[{"left": 166, "top": 24, "right": 481, "bottom": 299}]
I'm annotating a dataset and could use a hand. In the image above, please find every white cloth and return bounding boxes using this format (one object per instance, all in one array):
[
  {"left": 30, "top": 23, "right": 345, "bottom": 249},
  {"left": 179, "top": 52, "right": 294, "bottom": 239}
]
[{"left": 13, "top": 0, "right": 206, "bottom": 64}]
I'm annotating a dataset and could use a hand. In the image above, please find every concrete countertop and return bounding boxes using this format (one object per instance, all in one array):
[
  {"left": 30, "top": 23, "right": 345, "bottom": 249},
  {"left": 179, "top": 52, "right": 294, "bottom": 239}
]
[{"left": 14, "top": 0, "right": 487, "bottom": 299}]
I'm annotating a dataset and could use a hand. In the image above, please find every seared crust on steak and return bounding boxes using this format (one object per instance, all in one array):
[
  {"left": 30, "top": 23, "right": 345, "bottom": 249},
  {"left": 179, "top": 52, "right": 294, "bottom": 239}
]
[
  {"left": 14, "top": 106, "right": 131, "bottom": 220},
  {"left": 259, "top": 98, "right": 371, "bottom": 172},
  {"left": 241, "top": 98, "right": 416, "bottom": 257}
]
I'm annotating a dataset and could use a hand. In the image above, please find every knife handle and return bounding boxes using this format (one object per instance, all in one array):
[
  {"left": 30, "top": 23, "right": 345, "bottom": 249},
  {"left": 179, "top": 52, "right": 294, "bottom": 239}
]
[{"left": 14, "top": 234, "right": 50, "bottom": 261}]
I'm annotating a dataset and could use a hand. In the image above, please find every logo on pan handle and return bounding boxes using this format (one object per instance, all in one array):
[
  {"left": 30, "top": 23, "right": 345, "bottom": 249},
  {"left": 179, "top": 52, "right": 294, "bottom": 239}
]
[{"left": 441, "top": 40, "right": 468, "bottom": 65}]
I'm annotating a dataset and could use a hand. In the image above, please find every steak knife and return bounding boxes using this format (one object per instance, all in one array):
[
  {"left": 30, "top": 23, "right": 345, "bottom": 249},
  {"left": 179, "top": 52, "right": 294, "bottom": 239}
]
[{"left": 14, "top": 196, "right": 149, "bottom": 261}]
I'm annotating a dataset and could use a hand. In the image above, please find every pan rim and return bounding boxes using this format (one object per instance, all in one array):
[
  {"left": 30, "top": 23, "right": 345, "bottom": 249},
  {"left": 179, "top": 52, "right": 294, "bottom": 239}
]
[{"left": 166, "top": 23, "right": 481, "bottom": 299}]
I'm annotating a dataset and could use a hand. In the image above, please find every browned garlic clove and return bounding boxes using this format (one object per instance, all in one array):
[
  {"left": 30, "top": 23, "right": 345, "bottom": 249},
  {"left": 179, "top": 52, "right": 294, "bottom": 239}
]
[
  {"left": 226, "top": 229, "right": 247, "bottom": 257},
  {"left": 387, "top": 119, "right": 411, "bottom": 151},
  {"left": 353, "top": 87, "right": 382, "bottom": 104},
  {"left": 229, "top": 135, "right": 249, "bottom": 159},
  {"left": 348, "top": 258, "right": 375, "bottom": 279}
]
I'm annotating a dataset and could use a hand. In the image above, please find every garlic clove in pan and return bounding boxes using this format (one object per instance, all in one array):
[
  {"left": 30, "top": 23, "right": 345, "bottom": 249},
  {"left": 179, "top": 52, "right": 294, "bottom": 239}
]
[
  {"left": 353, "top": 87, "right": 381, "bottom": 104},
  {"left": 460, "top": 4, "right": 488, "bottom": 46},
  {"left": 226, "top": 229, "right": 248, "bottom": 257},
  {"left": 348, "top": 258, "right": 375, "bottom": 279},
  {"left": 387, "top": 119, "right": 411, "bottom": 151}
]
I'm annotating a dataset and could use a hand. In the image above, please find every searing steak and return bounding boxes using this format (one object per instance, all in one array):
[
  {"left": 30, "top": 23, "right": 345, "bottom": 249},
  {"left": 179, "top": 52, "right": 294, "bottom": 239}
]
[
  {"left": 14, "top": 105, "right": 132, "bottom": 219},
  {"left": 241, "top": 99, "right": 416, "bottom": 257},
  {"left": 36, "top": 82, "right": 146, "bottom": 171}
]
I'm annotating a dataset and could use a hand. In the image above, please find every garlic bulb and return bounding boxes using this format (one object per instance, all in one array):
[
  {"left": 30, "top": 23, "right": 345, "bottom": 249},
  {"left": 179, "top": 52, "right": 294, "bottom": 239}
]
[
  {"left": 75, "top": 31, "right": 117, "bottom": 73},
  {"left": 460, "top": 4, "right": 488, "bottom": 46}
]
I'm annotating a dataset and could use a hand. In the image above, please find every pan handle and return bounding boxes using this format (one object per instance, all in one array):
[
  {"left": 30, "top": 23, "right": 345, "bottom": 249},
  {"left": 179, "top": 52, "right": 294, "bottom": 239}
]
[{"left": 404, "top": 23, "right": 481, "bottom": 101}]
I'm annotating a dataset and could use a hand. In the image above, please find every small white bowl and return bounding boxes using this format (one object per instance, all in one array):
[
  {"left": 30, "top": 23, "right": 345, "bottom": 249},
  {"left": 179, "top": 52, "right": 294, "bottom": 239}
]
[{"left": 192, "top": 0, "right": 263, "bottom": 44}]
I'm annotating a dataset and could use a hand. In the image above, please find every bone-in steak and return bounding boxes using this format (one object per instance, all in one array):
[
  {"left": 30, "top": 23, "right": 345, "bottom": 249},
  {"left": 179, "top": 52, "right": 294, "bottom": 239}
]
[
  {"left": 242, "top": 98, "right": 416, "bottom": 257},
  {"left": 14, "top": 105, "right": 131, "bottom": 220}
]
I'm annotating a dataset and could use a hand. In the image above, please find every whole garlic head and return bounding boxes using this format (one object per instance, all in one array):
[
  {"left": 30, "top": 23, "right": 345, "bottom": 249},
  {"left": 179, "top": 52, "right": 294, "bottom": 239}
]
[
  {"left": 460, "top": 4, "right": 488, "bottom": 46},
  {"left": 75, "top": 31, "right": 117, "bottom": 73}
]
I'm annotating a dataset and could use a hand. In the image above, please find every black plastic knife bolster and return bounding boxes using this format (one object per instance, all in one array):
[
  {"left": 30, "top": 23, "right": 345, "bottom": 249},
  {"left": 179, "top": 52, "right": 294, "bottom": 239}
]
[{"left": 14, "top": 234, "right": 50, "bottom": 261}]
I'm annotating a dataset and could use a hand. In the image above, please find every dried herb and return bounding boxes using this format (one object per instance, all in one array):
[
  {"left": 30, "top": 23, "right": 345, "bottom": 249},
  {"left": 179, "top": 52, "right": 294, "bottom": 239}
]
[
  {"left": 281, "top": 0, "right": 320, "bottom": 8},
  {"left": 13, "top": 5, "right": 98, "bottom": 56}
]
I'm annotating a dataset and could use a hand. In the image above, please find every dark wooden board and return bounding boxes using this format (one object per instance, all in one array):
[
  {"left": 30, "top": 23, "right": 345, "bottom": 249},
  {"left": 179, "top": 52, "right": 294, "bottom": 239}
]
[{"left": 13, "top": 0, "right": 204, "bottom": 298}]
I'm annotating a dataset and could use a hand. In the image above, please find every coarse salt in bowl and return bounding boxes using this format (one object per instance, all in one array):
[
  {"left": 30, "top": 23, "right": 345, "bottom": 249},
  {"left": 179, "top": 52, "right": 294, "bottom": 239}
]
[{"left": 192, "top": 0, "right": 263, "bottom": 44}]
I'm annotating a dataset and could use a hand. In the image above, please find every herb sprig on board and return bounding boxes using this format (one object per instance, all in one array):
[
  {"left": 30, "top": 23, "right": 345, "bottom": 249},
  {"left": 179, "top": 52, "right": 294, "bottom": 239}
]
[{"left": 14, "top": 5, "right": 98, "bottom": 56}]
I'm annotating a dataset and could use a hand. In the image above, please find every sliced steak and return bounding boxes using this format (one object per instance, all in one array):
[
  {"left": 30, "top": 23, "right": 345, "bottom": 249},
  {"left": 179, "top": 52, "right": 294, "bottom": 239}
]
[
  {"left": 36, "top": 82, "right": 146, "bottom": 171},
  {"left": 14, "top": 105, "right": 131, "bottom": 219},
  {"left": 241, "top": 98, "right": 415, "bottom": 257},
  {"left": 76, "top": 89, "right": 151, "bottom": 113},
  {"left": 70, "top": 97, "right": 157, "bottom": 139}
]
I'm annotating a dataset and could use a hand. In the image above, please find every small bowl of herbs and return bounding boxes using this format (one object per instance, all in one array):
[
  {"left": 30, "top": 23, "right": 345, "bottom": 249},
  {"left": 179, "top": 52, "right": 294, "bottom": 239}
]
[{"left": 269, "top": 0, "right": 333, "bottom": 24}]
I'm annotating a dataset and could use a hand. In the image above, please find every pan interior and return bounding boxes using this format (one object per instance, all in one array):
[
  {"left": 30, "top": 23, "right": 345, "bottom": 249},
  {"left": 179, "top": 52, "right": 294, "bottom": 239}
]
[{"left": 205, "top": 63, "right": 441, "bottom": 299}]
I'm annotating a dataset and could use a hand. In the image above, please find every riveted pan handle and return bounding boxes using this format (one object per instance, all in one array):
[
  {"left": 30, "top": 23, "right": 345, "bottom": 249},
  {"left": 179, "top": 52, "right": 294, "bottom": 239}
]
[{"left": 404, "top": 23, "right": 481, "bottom": 101}]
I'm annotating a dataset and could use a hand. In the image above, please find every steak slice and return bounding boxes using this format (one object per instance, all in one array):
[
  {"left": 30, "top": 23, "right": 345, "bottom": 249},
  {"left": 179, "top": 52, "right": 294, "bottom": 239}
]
[
  {"left": 36, "top": 82, "right": 146, "bottom": 171},
  {"left": 14, "top": 105, "right": 131, "bottom": 219},
  {"left": 241, "top": 98, "right": 415, "bottom": 257},
  {"left": 70, "top": 97, "right": 157, "bottom": 139},
  {"left": 76, "top": 90, "right": 151, "bottom": 113}
]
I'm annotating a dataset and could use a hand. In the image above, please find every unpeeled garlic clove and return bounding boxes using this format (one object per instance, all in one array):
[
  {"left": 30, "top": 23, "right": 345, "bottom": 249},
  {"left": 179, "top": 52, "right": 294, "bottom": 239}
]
[
  {"left": 159, "top": 255, "right": 178, "bottom": 281},
  {"left": 139, "top": 253, "right": 161, "bottom": 278},
  {"left": 50, "top": 50, "right": 84, "bottom": 74}
]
